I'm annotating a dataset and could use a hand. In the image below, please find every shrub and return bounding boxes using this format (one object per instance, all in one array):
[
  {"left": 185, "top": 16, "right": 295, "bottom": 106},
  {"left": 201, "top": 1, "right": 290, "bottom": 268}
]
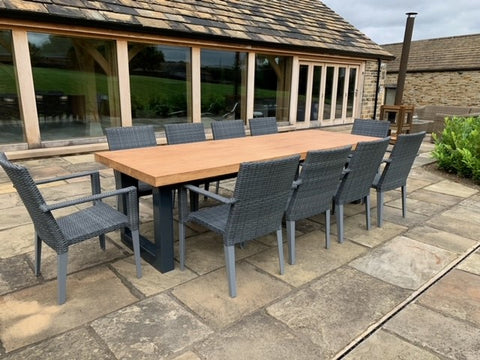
[{"left": 432, "top": 115, "right": 480, "bottom": 183}]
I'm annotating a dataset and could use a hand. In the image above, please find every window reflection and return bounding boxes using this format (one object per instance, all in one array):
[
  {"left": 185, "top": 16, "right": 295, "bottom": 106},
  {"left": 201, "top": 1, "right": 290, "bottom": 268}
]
[
  {"left": 129, "top": 43, "right": 191, "bottom": 129},
  {"left": 200, "top": 49, "right": 246, "bottom": 127},
  {"left": 254, "top": 55, "right": 292, "bottom": 122},
  {"left": 0, "top": 30, "right": 24, "bottom": 144},
  {"left": 28, "top": 32, "right": 120, "bottom": 141}
]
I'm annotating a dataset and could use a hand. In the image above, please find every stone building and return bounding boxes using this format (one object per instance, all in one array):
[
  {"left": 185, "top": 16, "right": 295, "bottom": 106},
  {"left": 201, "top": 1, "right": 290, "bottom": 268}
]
[
  {"left": 382, "top": 34, "right": 480, "bottom": 108},
  {"left": 0, "top": 0, "right": 392, "bottom": 158}
]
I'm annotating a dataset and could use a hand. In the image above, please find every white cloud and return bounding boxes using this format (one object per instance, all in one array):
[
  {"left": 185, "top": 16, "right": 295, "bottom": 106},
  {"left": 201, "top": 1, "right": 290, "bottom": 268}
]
[{"left": 322, "top": 0, "right": 480, "bottom": 44}]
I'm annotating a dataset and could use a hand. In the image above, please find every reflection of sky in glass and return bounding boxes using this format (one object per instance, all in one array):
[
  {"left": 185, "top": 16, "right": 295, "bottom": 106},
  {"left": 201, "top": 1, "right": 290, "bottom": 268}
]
[
  {"left": 27, "top": 33, "right": 50, "bottom": 47},
  {"left": 201, "top": 49, "right": 245, "bottom": 68}
]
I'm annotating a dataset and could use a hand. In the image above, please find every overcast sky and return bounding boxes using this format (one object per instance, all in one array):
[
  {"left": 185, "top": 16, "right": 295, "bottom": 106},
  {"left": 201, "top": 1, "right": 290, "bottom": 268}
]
[{"left": 322, "top": 0, "right": 480, "bottom": 45}]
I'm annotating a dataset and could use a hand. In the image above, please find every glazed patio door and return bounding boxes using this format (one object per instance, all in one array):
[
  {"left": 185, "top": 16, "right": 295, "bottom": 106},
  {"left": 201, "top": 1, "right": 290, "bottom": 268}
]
[{"left": 296, "top": 62, "right": 359, "bottom": 127}]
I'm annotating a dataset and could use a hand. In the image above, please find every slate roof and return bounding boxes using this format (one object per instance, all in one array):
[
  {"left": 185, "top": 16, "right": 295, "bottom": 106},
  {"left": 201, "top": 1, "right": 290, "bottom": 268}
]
[
  {"left": 0, "top": 0, "right": 392, "bottom": 59},
  {"left": 382, "top": 34, "right": 480, "bottom": 72}
]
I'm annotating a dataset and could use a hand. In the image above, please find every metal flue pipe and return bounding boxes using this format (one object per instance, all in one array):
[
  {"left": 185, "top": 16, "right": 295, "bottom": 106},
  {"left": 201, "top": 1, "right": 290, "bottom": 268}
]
[{"left": 395, "top": 12, "right": 417, "bottom": 105}]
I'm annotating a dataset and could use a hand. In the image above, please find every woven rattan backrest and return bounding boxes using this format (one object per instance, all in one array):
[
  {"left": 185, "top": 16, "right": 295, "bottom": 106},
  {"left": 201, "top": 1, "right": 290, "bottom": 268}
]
[
  {"left": 224, "top": 155, "right": 300, "bottom": 245},
  {"left": 0, "top": 153, "right": 65, "bottom": 251},
  {"left": 105, "top": 125, "right": 156, "bottom": 150},
  {"left": 211, "top": 120, "right": 246, "bottom": 140},
  {"left": 335, "top": 137, "right": 390, "bottom": 204},
  {"left": 286, "top": 146, "right": 352, "bottom": 221},
  {"left": 248, "top": 117, "right": 278, "bottom": 136},
  {"left": 377, "top": 132, "right": 425, "bottom": 191},
  {"left": 164, "top": 123, "right": 206, "bottom": 144},
  {"left": 351, "top": 119, "right": 390, "bottom": 138}
]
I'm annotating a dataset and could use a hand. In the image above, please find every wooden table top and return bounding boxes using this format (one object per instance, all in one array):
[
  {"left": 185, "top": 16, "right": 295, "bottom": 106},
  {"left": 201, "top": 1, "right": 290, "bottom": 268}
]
[{"left": 95, "top": 129, "right": 376, "bottom": 187}]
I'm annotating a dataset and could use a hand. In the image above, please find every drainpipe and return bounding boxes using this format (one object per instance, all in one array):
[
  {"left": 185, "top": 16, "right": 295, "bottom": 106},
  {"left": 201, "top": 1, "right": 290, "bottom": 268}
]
[
  {"left": 373, "top": 58, "right": 381, "bottom": 119},
  {"left": 395, "top": 12, "right": 417, "bottom": 105}
]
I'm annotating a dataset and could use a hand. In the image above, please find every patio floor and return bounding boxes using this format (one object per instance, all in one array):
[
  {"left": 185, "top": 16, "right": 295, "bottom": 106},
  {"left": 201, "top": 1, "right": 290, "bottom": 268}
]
[{"left": 1, "top": 132, "right": 479, "bottom": 359}]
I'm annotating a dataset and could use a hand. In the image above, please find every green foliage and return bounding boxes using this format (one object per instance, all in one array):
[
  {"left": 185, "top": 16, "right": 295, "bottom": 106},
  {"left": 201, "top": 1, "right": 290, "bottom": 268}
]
[{"left": 432, "top": 116, "right": 480, "bottom": 183}]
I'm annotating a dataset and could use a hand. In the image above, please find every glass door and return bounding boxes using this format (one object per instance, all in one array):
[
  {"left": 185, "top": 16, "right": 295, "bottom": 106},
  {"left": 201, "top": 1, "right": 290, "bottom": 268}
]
[{"left": 297, "top": 62, "right": 359, "bottom": 127}]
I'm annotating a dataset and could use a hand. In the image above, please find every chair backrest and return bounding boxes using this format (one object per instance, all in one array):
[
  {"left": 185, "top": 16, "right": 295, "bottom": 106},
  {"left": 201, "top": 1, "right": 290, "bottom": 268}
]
[
  {"left": 375, "top": 131, "right": 426, "bottom": 191},
  {"left": 224, "top": 154, "right": 300, "bottom": 245},
  {"left": 351, "top": 119, "right": 390, "bottom": 138},
  {"left": 211, "top": 120, "right": 246, "bottom": 140},
  {"left": 248, "top": 117, "right": 278, "bottom": 136},
  {"left": 286, "top": 146, "right": 352, "bottom": 222},
  {"left": 164, "top": 123, "right": 206, "bottom": 144},
  {"left": 0, "top": 152, "right": 65, "bottom": 252},
  {"left": 335, "top": 137, "right": 390, "bottom": 204},
  {"left": 105, "top": 125, "right": 156, "bottom": 150}
]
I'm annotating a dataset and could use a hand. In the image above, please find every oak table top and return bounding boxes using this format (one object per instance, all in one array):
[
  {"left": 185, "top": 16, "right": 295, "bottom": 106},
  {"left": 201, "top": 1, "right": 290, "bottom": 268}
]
[{"left": 95, "top": 129, "right": 376, "bottom": 187}]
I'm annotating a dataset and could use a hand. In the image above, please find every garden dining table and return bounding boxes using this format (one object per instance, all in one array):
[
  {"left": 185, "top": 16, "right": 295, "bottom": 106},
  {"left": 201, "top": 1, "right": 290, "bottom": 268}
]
[{"left": 95, "top": 129, "right": 376, "bottom": 273}]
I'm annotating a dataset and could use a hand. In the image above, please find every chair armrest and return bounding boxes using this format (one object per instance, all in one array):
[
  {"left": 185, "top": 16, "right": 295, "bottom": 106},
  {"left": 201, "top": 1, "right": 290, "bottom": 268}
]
[
  {"left": 36, "top": 170, "right": 101, "bottom": 195},
  {"left": 184, "top": 184, "right": 236, "bottom": 204},
  {"left": 40, "top": 186, "right": 137, "bottom": 212}
]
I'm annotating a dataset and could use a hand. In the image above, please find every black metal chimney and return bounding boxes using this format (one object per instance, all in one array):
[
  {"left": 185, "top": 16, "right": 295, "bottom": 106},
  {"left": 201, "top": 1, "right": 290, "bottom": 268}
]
[{"left": 395, "top": 12, "right": 417, "bottom": 105}]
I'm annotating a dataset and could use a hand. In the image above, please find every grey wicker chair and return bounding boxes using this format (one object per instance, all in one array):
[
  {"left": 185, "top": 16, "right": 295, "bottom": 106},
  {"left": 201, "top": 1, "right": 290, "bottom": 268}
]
[
  {"left": 178, "top": 155, "right": 300, "bottom": 297},
  {"left": 211, "top": 120, "right": 246, "bottom": 192},
  {"left": 164, "top": 123, "right": 206, "bottom": 144},
  {"left": 334, "top": 137, "right": 390, "bottom": 243},
  {"left": 248, "top": 117, "right": 278, "bottom": 136},
  {"left": 351, "top": 118, "right": 390, "bottom": 138},
  {"left": 105, "top": 125, "right": 157, "bottom": 208},
  {"left": 285, "top": 146, "right": 352, "bottom": 264},
  {"left": 372, "top": 131, "right": 426, "bottom": 227},
  {"left": 211, "top": 119, "right": 246, "bottom": 140},
  {"left": 0, "top": 152, "right": 142, "bottom": 305}
]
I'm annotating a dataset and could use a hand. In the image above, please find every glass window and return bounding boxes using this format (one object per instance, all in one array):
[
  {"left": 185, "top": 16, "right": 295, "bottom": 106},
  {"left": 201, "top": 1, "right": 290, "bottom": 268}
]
[
  {"left": 346, "top": 67, "right": 357, "bottom": 118},
  {"left": 311, "top": 65, "right": 322, "bottom": 121},
  {"left": 200, "top": 49, "right": 247, "bottom": 127},
  {"left": 296, "top": 65, "right": 308, "bottom": 122},
  {"left": 129, "top": 43, "right": 191, "bottom": 129},
  {"left": 0, "top": 30, "right": 23, "bottom": 144},
  {"left": 28, "top": 32, "right": 120, "bottom": 141},
  {"left": 324, "top": 66, "right": 334, "bottom": 120},
  {"left": 335, "top": 67, "right": 346, "bottom": 119},
  {"left": 254, "top": 54, "right": 292, "bottom": 122}
]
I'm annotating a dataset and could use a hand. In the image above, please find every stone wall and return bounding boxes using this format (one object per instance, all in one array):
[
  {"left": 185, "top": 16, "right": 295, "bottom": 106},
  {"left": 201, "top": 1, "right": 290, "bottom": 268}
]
[
  {"left": 385, "top": 70, "right": 480, "bottom": 107},
  {"left": 359, "top": 60, "right": 386, "bottom": 119}
]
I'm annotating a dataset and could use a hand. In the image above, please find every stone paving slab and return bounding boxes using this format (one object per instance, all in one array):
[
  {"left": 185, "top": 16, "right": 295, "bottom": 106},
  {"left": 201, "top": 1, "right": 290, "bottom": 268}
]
[
  {"left": 424, "top": 179, "right": 478, "bottom": 198},
  {"left": 0, "top": 193, "right": 21, "bottom": 210},
  {"left": 344, "top": 329, "right": 441, "bottom": 360},
  {"left": 331, "top": 213, "right": 407, "bottom": 248},
  {"left": 385, "top": 197, "right": 448, "bottom": 217},
  {"left": 172, "top": 261, "right": 292, "bottom": 328},
  {"left": 408, "top": 188, "right": 463, "bottom": 207},
  {"left": 247, "top": 230, "right": 367, "bottom": 287},
  {"left": 0, "top": 206, "right": 32, "bottom": 231},
  {"left": 0, "top": 266, "right": 137, "bottom": 352},
  {"left": 417, "top": 269, "right": 480, "bottom": 327},
  {"left": 1, "top": 327, "right": 115, "bottom": 360},
  {"left": 195, "top": 312, "right": 323, "bottom": 360},
  {"left": 267, "top": 267, "right": 411, "bottom": 359},
  {"left": 0, "top": 224, "right": 35, "bottom": 259},
  {"left": 0, "top": 255, "right": 40, "bottom": 296},
  {"left": 384, "top": 304, "right": 480, "bottom": 360},
  {"left": 427, "top": 206, "right": 480, "bottom": 241},
  {"left": 91, "top": 293, "right": 213, "bottom": 359},
  {"left": 172, "top": 351, "right": 202, "bottom": 360},
  {"left": 404, "top": 225, "right": 477, "bottom": 254},
  {"left": 350, "top": 236, "right": 457, "bottom": 290},
  {"left": 457, "top": 251, "right": 480, "bottom": 275},
  {"left": 111, "top": 258, "right": 197, "bottom": 297}
]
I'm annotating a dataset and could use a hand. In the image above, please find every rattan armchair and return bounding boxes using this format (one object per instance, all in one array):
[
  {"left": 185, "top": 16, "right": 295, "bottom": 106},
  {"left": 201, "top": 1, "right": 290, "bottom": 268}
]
[
  {"left": 285, "top": 146, "right": 351, "bottom": 263},
  {"left": 372, "top": 132, "right": 425, "bottom": 227},
  {"left": 248, "top": 117, "right": 278, "bottom": 136},
  {"left": 0, "top": 152, "right": 142, "bottom": 305},
  {"left": 351, "top": 118, "right": 390, "bottom": 138},
  {"left": 178, "top": 155, "right": 300, "bottom": 297}
]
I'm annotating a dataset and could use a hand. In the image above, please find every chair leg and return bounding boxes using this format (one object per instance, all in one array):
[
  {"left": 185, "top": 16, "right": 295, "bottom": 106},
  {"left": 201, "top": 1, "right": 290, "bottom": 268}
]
[
  {"left": 365, "top": 194, "right": 371, "bottom": 230},
  {"left": 99, "top": 234, "right": 106, "bottom": 251},
  {"left": 276, "top": 228, "right": 285, "bottom": 275},
  {"left": 325, "top": 209, "right": 331, "bottom": 249},
  {"left": 131, "top": 229, "right": 142, "bottom": 278},
  {"left": 286, "top": 220, "right": 295, "bottom": 265},
  {"left": 57, "top": 252, "right": 68, "bottom": 305},
  {"left": 34, "top": 233, "right": 42, "bottom": 276},
  {"left": 224, "top": 244, "right": 237, "bottom": 298},
  {"left": 179, "top": 221, "right": 186, "bottom": 271},
  {"left": 215, "top": 180, "right": 220, "bottom": 194},
  {"left": 336, "top": 204, "right": 344, "bottom": 243},
  {"left": 401, "top": 185, "right": 407, "bottom": 218},
  {"left": 377, "top": 190, "right": 384, "bottom": 227}
]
